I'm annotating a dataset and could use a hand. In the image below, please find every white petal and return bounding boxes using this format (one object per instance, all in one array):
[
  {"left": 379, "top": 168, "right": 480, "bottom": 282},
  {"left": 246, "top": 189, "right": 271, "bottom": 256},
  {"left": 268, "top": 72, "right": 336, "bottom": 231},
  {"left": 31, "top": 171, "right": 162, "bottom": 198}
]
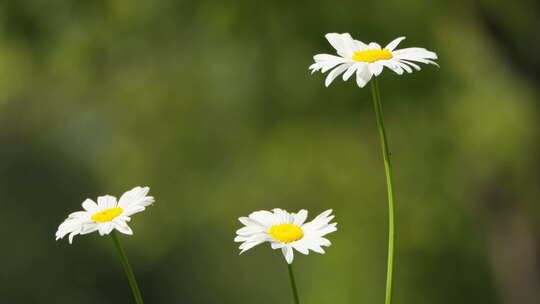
[
  {"left": 68, "top": 211, "right": 88, "bottom": 219},
  {"left": 314, "top": 224, "right": 338, "bottom": 237},
  {"left": 302, "top": 210, "right": 333, "bottom": 230},
  {"left": 396, "top": 56, "right": 439, "bottom": 67},
  {"left": 393, "top": 47, "right": 437, "bottom": 60},
  {"left": 81, "top": 199, "right": 98, "bottom": 212},
  {"left": 123, "top": 205, "right": 145, "bottom": 217},
  {"left": 118, "top": 186, "right": 154, "bottom": 208},
  {"left": 272, "top": 208, "right": 290, "bottom": 224},
  {"left": 238, "top": 217, "right": 251, "bottom": 226},
  {"left": 380, "top": 60, "right": 403, "bottom": 75},
  {"left": 308, "top": 215, "right": 335, "bottom": 231},
  {"left": 98, "top": 224, "right": 108, "bottom": 236},
  {"left": 325, "top": 33, "right": 345, "bottom": 54},
  {"left": 310, "top": 54, "right": 350, "bottom": 75},
  {"left": 105, "top": 222, "right": 115, "bottom": 234},
  {"left": 318, "top": 237, "right": 332, "bottom": 247},
  {"left": 80, "top": 223, "right": 99, "bottom": 235},
  {"left": 68, "top": 231, "right": 78, "bottom": 244},
  {"left": 340, "top": 33, "right": 359, "bottom": 55},
  {"left": 281, "top": 246, "right": 294, "bottom": 264},
  {"left": 301, "top": 237, "right": 327, "bottom": 253},
  {"left": 117, "top": 215, "right": 131, "bottom": 222},
  {"left": 356, "top": 65, "right": 373, "bottom": 88},
  {"left": 248, "top": 210, "right": 275, "bottom": 227},
  {"left": 239, "top": 238, "right": 266, "bottom": 254},
  {"left": 321, "top": 59, "right": 348, "bottom": 73},
  {"left": 325, "top": 64, "right": 350, "bottom": 87},
  {"left": 234, "top": 235, "right": 249, "bottom": 242},
  {"left": 293, "top": 210, "right": 308, "bottom": 226},
  {"left": 368, "top": 42, "right": 381, "bottom": 50},
  {"left": 308, "top": 243, "right": 326, "bottom": 254},
  {"left": 396, "top": 61, "right": 413, "bottom": 73},
  {"left": 97, "top": 195, "right": 117, "bottom": 209},
  {"left": 301, "top": 209, "right": 338, "bottom": 240},
  {"left": 343, "top": 63, "right": 361, "bottom": 81},
  {"left": 236, "top": 225, "right": 265, "bottom": 236},
  {"left": 308, "top": 62, "right": 321, "bottom": 72},
  {"left": 291, "top": 241, "right": 310, "bottom": 255},
  {"left": 56, "top": 218, "right": 84, "bottom": 240},
  {"left": 393, "top": 66, "right": 404, "bottom": 74},
  {"left": 325, "top": 33, "right": 355, "bottom": 58},
  {"left": 400, "top": 60, "right": 421, "bottom": 71},
  {"left": 385, "top": 37, "right": 406, "bottom": 51},
  {"left": 271, "top": 242, "right": 285, "bottom": 249},
  {"left": 368, "top": 63, "right": 384, "bottom": 76},
  {"left": 114, "top": 222, "right": 133, "bottom": 235},
  {"left": 317, "top": 210, "right": 333, "bottom": 218},
  {"left": 313, "top": 54, "right": 346, "bottom": 63},
  {"left": 354, "top": 39, "right": 368, "bottom": 50}
]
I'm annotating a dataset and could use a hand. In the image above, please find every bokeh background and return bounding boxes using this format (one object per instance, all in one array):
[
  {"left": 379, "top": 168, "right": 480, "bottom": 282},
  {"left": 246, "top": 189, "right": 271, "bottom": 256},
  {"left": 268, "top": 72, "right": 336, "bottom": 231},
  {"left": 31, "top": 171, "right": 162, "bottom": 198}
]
[{"left": 1, "top": 0, "right": 539, "bottom": 303}]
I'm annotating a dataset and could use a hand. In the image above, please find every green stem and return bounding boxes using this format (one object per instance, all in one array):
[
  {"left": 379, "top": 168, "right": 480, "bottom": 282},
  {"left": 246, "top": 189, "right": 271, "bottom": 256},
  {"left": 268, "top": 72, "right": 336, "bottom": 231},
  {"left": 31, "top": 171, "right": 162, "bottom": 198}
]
[
  {"left": 370, "top": 77, "right": 395, "bottom": 304},
  {"left": 287, "top": 264, "right": 300, "bottom": 304},
  {"left": 111, "top": 231, "right": 144, "bottom": 304}
]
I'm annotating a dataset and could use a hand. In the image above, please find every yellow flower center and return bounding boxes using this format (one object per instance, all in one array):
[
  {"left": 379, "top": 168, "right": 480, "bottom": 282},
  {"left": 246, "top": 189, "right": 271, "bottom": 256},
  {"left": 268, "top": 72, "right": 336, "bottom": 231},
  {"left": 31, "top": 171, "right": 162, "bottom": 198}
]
[
  {"left": 268, "top": 224, "right": 304, "bottom": 243},
  {"left": 91, "top": 207, "right": 123, "bottom": 223},
  {"left": 352, "top": 49, "right": 393, "bottom": 63}
]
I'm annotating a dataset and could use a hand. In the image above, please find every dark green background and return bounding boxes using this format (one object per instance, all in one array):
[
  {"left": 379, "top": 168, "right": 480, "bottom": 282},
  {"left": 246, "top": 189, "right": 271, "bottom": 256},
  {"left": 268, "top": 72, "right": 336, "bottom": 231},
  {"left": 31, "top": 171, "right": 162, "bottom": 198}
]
[{"left": 1, "top": 0, "right": 539, "bottom": 303}]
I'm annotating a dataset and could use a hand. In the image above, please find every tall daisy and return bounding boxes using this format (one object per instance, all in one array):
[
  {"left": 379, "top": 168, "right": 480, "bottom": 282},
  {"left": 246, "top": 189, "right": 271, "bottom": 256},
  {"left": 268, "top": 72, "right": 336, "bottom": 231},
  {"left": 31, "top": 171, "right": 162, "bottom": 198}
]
[
  {"left": 235, "top": 208, "right": 337, "bottom": 304},
  {"left": 56, "top": 186, "right": 155, "bottom": 304},
  {"left": 309, "top": 33, "right": 438, "bottom": 304},
  {"left": 309, "top": 33, "right": 438, "bottom": 88}
]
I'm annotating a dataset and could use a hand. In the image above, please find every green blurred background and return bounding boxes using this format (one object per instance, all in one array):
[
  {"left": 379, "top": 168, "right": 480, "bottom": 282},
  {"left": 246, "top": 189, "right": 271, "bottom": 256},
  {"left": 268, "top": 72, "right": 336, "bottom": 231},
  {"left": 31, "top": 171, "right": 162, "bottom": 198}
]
[{"left": 1, "top": 0, "right": 539, "bottom": 303}]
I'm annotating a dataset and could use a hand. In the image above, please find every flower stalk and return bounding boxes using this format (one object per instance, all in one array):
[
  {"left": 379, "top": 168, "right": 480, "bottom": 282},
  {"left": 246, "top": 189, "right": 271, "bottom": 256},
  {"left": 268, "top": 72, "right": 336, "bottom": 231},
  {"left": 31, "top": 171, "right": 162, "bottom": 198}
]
[
  {"left": 287, "top": 264, "right": 300, "bottom": 304},
  {"left": 111, "top": 231, "right": 145, "bottom": 304},
  {"left": 370, "top": 77, "right": 396, "bottom": 304}
]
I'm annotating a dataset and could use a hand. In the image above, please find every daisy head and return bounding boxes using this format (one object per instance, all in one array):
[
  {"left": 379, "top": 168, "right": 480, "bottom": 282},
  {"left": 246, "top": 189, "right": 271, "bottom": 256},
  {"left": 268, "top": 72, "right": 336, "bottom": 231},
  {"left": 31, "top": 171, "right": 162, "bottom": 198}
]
[
  {"left": 234, "top": 208, "right": 337, "bottom": 264},
  {"left": 309, "top": 33, "right": 438, "bottom": 88},
  {"left": 55, "top": 186, "right": 155, "bottom": 244}
]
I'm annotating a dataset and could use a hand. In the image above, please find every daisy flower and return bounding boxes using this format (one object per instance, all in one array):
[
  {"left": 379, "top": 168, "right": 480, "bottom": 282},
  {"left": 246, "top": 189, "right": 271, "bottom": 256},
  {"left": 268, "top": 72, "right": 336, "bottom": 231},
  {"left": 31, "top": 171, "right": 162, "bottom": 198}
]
[
  {"left": 235, "top": 208, "right": 337, "bottom": 264},
  {"left": 55, "top": 186, "right": 155, "bottom": 243},
  {"left": 309, "top": 33, "right": 438, "bottom": 88}
]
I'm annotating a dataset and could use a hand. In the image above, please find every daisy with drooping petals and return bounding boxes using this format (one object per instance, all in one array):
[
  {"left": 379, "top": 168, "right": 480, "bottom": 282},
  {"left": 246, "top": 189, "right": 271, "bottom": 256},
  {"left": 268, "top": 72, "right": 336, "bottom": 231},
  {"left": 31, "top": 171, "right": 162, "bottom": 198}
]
[
  {"left": 56, "top": 186, "right": 155, "bottom": 244},
  {"left": 308, "top": 33, "right": 438, "bottom": 304},
  {"left": 235, "top": 208, "right": 337, "bottom": 264},
  {"left": 235, "top": 208, "right": 337, "bottom": 304},
  {"left": 309, "top": 33, "right": 438, "bottom": 87},
  {"left": 55, "top": 186, "right": 154, "bottom": 304}
]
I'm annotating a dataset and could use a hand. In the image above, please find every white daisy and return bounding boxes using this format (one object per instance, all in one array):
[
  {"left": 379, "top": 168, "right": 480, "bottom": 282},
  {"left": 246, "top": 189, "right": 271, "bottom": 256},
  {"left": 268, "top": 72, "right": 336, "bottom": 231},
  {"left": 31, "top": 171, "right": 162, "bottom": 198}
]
[
  {"left": 55, "top": 186, "right": 155, "bottom": 243},
  {"left": 309, "top": 33, "right": 438, "bottom": 88},
  {"left": 234, "top": 208, "right": 337, "bottom": 264}
]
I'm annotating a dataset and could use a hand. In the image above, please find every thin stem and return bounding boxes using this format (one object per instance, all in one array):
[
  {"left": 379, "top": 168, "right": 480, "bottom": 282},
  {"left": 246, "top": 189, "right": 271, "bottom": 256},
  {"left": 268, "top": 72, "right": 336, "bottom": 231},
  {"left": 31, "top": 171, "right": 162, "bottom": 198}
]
[
  {"left": 110, "top": 231, "right": 144, "bottom": 304},
  {"left": 370, "top": 77, "right": 395, "bottom": 304},
  {"left": 287, "top": 264, "right": 300, "bottom": 304}
]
